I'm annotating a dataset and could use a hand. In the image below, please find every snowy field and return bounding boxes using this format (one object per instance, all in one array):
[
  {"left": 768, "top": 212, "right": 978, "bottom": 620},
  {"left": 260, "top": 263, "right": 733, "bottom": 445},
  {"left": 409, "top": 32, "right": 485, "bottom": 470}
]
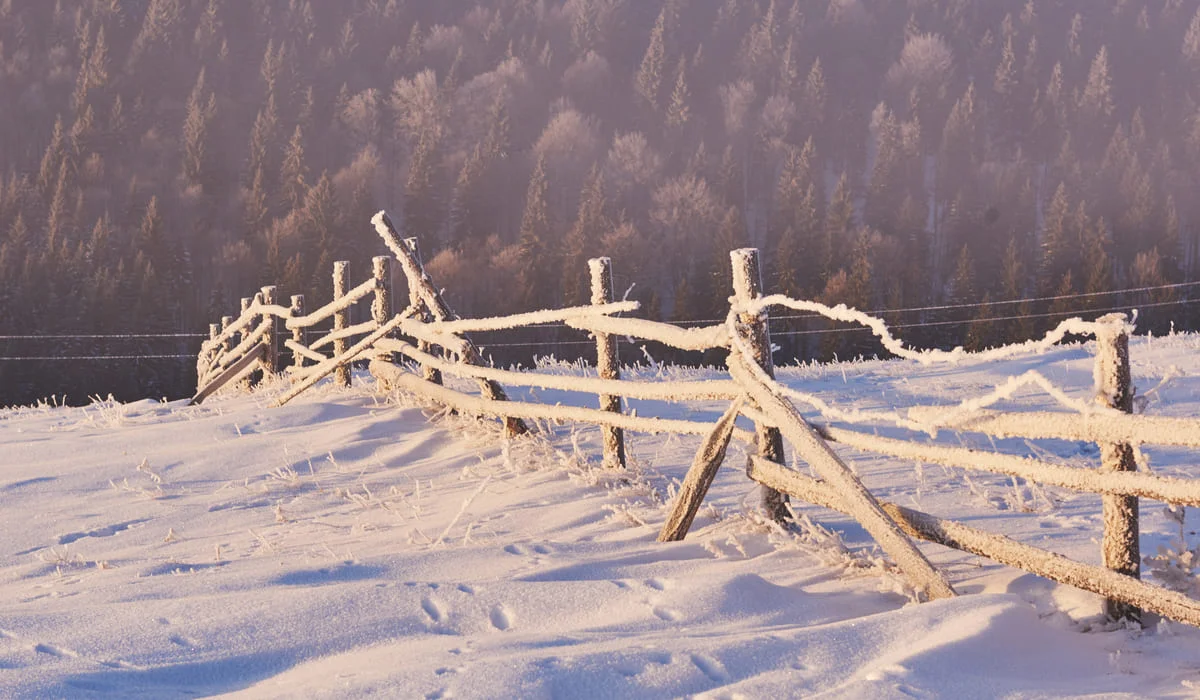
[{"left": 6, "top": 335, "right": 1200, "bottom": 698}]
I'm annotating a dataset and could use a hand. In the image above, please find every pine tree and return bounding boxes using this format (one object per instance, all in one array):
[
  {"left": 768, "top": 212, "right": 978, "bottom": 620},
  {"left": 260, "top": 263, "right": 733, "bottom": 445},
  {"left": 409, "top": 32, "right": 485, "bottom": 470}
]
[
  {"left": 243, "top": 165, "right": 269, "bottom": 241},
  {"left": 965, "top": 293, "right": 998, "bottom": 351},
  {"left": 1039, "top": 183, "right": 1072, "bottom": 295},
  {"left": 447, "top": 144, "right": 486, "bottom": 250},
  {"left": 939, "top": 83, "right": 978, "bottom": 189},
  {"left": 38, "top": 117, "right": 66, "bottom": 195},
  {"left": 1079, "top": 46, "right": 1115, "bottom": 146},
  {"left": 518, "top": 154, "right": 553, "bottom": 307},
  {"left": 665, "top": 58, "right": 691, "bottom": 130},
  {"left": 302, "top": 171, "right": 340, "bottom": 259},
  {"left": 571, "top": 0, "right": 599, "bottom": 56},
  {"left": 1185, "top": 6, "right": 1200, "bottom": 71},
  {"left": 279, "top": 125, "right": 307, "bottom": 212},
  {"left": 404, "top": 130, "right": 441, "bottom": 245},
  {"left": 635, "top": 8, "right": 667, "bottom": 113},
  {"left": 247, "top": 94, "right": 279, "bottom": 189},
  {"left": 182, "top": 68, "right": 217, "bottom": 189},
  {"left": 944, "top": 245, "right": 977, "bottom": 347},
  {"left": 823, "top": 173, "right": 854, "bottom": 281},
  {"left": 561, "top": 166, "right": 608, "bottom": 307},
  {"left": 46, "top": 162, "right": 70, "bottom": 251}
]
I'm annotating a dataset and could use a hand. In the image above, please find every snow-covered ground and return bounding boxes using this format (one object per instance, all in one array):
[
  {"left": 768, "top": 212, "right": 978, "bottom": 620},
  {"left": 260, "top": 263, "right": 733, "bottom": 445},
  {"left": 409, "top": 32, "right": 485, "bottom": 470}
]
[{"left": 5, "top": 335, "right": 1200, "bottom": 698}]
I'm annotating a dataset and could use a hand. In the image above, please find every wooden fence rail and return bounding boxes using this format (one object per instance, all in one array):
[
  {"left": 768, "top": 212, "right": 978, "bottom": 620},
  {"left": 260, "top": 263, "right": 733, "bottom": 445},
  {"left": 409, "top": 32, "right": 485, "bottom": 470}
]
[{"left": 193, "top": 209, "right": 1200, "bottom": 626}]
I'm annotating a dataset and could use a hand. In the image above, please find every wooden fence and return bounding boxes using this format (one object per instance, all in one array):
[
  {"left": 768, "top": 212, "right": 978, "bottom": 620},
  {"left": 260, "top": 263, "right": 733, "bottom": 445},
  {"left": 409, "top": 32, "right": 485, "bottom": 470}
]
[{"left": 194, "top": 210, "right": 1200, "bottom": 627}]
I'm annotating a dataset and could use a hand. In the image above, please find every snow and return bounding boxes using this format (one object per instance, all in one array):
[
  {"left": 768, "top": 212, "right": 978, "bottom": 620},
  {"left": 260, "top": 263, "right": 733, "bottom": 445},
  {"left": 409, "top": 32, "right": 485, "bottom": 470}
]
[{"left": 6, "top": 336, "right": 1200, "bottom": 696}]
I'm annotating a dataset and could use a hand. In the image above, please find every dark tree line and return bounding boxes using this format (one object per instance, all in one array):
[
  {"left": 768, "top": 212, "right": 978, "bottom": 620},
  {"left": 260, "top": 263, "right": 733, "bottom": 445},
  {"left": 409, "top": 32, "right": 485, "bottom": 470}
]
[{"left": 1, "top": 0, "right": 1198, "bottom": 405}]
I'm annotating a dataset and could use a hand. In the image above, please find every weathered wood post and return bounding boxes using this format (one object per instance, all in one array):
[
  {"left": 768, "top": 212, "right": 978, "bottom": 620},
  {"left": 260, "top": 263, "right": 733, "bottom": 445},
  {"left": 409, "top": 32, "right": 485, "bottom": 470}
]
[
  {"left": 589, "top": 257, "right": 626, "bottom": 469},
  {"left": 247, "top": 292, "right": 265, "bottom": 387},
  {"left": 659, "top": 400, "right": 742, "bottom": 541},
  {"left": 221, "top": 316, "right": 234, "bottom": 354},
  {"left": 209, "top": 323, "right": 220, "bottom": 343},
  {"left": 1095, "top": 312, "right": 1140, "bottom": 623},
  {"left": 373, "top": 212, "right": 527, "bottom": 436},
  {"left": 372, "top": 256, "right": 394, "bottom": 363},
  {"left": 731, "top": 248, "right": 789, "bottom": 524},
  {"left": 290, "top": 295, "right": 306, "bottom": 369},
  {"left": 260, "top": 286, "right": 279, "bottom": 375},
  {"left": 333, "top": 260, "right": 352, "bottom": 388},
  {"left": 404, "top": 238, "right": 443, "bottom": 386}
]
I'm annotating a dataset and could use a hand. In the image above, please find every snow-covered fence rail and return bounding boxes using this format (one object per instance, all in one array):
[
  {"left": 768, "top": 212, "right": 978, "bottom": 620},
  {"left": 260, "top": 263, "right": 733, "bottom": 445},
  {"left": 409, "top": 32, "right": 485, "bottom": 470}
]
[{"left": 192, "top": 258, "right": 397, "bottom": 406}]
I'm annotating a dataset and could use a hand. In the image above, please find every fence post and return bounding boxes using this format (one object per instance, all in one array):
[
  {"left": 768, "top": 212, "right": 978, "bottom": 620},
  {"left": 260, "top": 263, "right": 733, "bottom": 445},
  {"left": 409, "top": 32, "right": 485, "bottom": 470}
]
[
  {"left": 405, "top": 238, "right": 443, "bottom": 386},
  {"left": 290, "top": 295, "right": 306, "bottom": 369},
  {"left": 590, "top": 257, "right": 626, "bottom": 469},
  {"left": 260, "top": 286, "right": 279, "bottom": 375},
  {"left": 236, "top": 300, "right": 252, "bottom": 389},
  {"left": 209, "top": 323, "right": 220, "bottom": 343},
  {"left": 731, "top": 248, "right": 789, "bottom": 524},
  {"left": 1095, "top": 312, "right": 1140, "bottom": 623},
  {"left": 221, "top": 316, "right": 234, "bottom": 354},
  {"left": 372, "top": 256, "right": 394, "bottom": 363},
  {"left": 333, "top": 260, "right": 351, "bottom": 388}
]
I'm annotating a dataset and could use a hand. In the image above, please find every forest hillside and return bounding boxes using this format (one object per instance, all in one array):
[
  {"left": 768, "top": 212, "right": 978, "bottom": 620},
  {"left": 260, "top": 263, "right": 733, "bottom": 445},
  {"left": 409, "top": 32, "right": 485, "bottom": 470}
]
[{"left": 2, "top": 0, "right": 1198, "bottom": 404}]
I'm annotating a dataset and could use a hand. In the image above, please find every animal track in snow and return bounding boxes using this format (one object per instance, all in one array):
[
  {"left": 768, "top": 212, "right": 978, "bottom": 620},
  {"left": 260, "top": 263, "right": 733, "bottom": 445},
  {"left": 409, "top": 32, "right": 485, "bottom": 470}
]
[
  {"left": 652, "top": 606, "right": 681, "bottom": 622},
  {"left": 690, "top": 653, "right": 730, "bottom": 683},
  {"left": 421, "top": 596, "right": 447, "bottom": 624},
  {"left": 489, "top": 604, "right": 514, "bottom": 631},
  {"left": 456, "top": 584, "right": 476, "bottom": 595},
  {"left": 644, "top": 578, "right": 669, "bottom": 591},
  {"left": 34, "top": 643, "right": 78, "bottom": 659},
  {"left": 57, "top": 519, "right": 150, "bottom": 545}
]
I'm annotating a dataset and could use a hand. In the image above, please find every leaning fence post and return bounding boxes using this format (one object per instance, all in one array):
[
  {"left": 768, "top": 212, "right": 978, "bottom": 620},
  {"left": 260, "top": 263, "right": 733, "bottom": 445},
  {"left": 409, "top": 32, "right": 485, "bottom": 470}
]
[
  {"left": 290, "top": 295, "right": 306, "bottom": 369},
  {"left": 404, "top": 238, "right": 443, "bottom": 386},
  {"left": 731, "top": 248, "right": 789, "bottom": 524},
  {"left": 373, "top": 256, "right": 394, "bottom": 363},
  {"left": 590, "top": 257, "right": 626, "bottom": 469},
  {"left": 333, "top": 260, "right": 351, "bottom": 388},
  {"left": 1095, "top": 312, "right": 1140, "bottom": 623},
  {"left": 260, "top": 286, "right": 279, "bottom": 375}
]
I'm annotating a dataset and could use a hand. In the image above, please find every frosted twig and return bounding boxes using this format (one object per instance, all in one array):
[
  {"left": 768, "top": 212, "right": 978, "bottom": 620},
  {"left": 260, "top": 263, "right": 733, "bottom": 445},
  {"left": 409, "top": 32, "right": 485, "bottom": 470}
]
[{"left": 433, "top": 476, "right": 492, "bottom": 547}]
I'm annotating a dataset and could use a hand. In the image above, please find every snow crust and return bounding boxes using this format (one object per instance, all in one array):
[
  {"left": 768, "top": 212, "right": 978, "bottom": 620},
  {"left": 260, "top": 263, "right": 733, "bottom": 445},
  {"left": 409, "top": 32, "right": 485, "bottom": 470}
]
[{"left": 8, "top": 336, "right": 1200, "bottom": 696}]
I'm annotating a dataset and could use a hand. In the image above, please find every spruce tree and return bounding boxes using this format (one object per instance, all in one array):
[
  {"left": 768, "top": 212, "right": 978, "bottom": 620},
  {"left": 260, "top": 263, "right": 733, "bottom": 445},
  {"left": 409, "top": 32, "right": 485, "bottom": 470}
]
[
  {"left": 635, "top": 9, "right": 667, "bottom": 113},
  {"left": 518, "top": 154, "right": 553, "bottom": 308}
]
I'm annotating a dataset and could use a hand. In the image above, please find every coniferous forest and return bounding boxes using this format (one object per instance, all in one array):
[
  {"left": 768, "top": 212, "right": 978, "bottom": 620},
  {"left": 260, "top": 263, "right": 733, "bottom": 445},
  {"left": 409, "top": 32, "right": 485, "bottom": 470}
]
[{"left": 2, "top": 0, "right": 1199, "bottom": 405}]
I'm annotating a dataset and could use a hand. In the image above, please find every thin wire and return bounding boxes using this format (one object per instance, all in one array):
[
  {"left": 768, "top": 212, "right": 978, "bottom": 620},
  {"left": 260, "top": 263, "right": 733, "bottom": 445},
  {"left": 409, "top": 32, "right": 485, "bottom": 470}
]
[
  {"left": 676, "top": 278, "right": 1200, "bottom": 325},
  {"left": 0, "top": 333, "right": 207, "bottom": 340},
  {"left": 0, "top": 354, "right": 197, "bottom": 361}
]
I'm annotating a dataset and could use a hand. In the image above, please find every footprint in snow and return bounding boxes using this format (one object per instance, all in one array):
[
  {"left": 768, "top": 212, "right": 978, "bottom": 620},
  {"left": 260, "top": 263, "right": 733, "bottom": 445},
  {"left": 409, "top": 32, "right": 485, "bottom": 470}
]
[
  {"left": 456, "top": 584, "right": 476, "bottom": 595},
  {"left": 34, "top": 643, "right": 78, "bottom": 659},
  {"left": 489, "top": 604, "right": 514, "bottom": 632},
  {"left": 644, "top": 578, "right": 670, "bottom": 591},
  {"left": 503, "top": 544, "right": 525, "bottom": 556},
  {"left": 421, "top": 597, "right": 447, "bottom": 624},
  {"left": 691, "top": 653, "right": 730, "bottom": 683},
  {"left": 652, "top": 606, "right": 681, "bottom": 622}
]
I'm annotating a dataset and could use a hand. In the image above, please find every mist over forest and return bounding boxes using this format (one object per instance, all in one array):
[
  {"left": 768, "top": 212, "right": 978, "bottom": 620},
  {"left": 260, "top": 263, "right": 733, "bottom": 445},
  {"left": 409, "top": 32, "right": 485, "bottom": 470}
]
[{"left": 1, "top": 0, "right": 1198, "bottom": 405}]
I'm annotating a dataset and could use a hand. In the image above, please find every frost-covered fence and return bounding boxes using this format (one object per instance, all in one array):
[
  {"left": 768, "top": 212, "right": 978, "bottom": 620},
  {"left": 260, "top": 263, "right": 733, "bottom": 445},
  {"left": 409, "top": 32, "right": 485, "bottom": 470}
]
[
  {"left": 192, "top": 257, "right": 400, "bottom": 406},
  {"left": 194, "top": 210, "right": 1200, "bottom": 626}
]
